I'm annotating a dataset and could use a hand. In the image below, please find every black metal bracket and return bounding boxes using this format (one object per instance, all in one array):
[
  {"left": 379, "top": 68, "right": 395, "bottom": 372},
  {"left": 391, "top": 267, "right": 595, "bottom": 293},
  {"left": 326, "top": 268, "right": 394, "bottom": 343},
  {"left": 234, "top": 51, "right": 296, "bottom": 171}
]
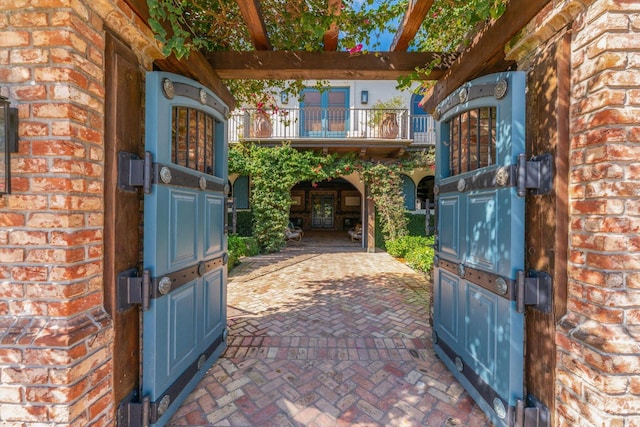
[
  {"left": 516, "top": 270, "right": 552, "bottom": 314},
  {"left": 117, "top": 390, "right": 150, "bottom": 427},
  {"left": 118, "top": 151, "right": 153, "bottom": 194},
  {"left": 517, "top": 153, "right": 553, "bottom": 197},
  {"left": 514, "top": 394, "right": 550, "bottom": 427},
  {"left": 117, "top": 268, "right": 150, "bottom": 312},
  {"left": 226, "top": 198, "right": 236, "bottom": 234}
]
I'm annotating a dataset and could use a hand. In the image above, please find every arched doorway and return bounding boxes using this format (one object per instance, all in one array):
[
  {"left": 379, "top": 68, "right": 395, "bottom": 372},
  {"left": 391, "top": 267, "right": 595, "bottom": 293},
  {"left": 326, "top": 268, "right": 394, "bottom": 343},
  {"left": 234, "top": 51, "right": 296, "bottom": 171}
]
[
  {"left": 290, "top": 178, "right": 361, "bottom": 231},
  {"left": 417, "top": 175, "right": 435, "bottom": 209}
]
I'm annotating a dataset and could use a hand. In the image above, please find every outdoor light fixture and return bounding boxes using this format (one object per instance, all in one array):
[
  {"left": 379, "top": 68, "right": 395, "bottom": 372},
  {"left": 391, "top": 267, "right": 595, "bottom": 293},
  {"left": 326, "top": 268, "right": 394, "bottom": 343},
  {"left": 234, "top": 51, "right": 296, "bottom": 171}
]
[
  {"left": 360, "top": 90, "right": 369, "bottom": 104},
  {"left": 280, "top": 92, "right": 288, "bottom": 104},
  {"left": 0, "top": 95, "right": 18, "bottom": 195}
]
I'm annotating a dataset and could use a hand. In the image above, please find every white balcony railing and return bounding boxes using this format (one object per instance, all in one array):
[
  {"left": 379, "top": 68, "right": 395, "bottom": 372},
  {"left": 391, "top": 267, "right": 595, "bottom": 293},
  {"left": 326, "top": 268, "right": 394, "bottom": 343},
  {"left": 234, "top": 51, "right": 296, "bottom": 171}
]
[{"left": 229, "top": 107, "right": 436, "bottom": 145}]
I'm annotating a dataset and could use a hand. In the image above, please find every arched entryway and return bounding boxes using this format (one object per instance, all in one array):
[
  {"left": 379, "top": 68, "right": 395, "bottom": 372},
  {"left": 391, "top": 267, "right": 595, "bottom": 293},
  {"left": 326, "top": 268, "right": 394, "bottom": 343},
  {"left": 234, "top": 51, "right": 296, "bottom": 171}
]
[
  {"left": 416, "top": 175, "right": 435, "bottom": 210},
  {"left": 290, "top": 178, "right": 362, "bottom": 232}
]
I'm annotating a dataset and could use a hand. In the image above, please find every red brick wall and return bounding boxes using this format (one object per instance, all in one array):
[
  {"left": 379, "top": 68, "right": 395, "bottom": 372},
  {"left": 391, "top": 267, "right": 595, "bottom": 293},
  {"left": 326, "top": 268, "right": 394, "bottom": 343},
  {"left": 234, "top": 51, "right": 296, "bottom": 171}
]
[
  {"left": 0, "top": 1, "right": 157, "bottom": 425},
  {"left": 558, "top": 0, "right": 640, "bottom": 425},
  {"left": 506, "top": 0, "right": 639, "bottom": 425}
]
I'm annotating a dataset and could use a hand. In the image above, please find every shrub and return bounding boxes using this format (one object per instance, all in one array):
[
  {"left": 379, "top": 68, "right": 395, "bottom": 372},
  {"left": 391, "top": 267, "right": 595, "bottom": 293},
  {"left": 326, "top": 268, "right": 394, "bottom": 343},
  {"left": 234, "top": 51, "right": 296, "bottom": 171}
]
[
  {"left": 405, "top": 244, "right": 435, "bottom": 273},
  {"left": 228, "top": 234, "right": 260, "bottom": 269},
  {"left": 405, "top": 212, "right": 436, "bottom": 236},
  {"left": 386, "top": 235, "right": 435, "bottom": 274},
  {"left": 405, "top": 213, "right": 424, "bottom": 236},
  {"left": 230, "top": 210, "right": 254, "bottom": 237}
]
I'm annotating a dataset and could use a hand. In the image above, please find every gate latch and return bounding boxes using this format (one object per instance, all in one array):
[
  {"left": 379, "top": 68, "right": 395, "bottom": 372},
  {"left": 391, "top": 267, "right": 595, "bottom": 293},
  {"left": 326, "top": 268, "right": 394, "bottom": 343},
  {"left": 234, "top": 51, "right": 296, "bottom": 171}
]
[
  {"left": 517, "top": 153, "right": 553, "bottom": 197},
  {"left": 516, "top": 270, "right": 552, "bottom": 314},
  {"left": 117, "top": 268, "right": 151, "bottom": 312},
  {"left": 118, "top": 151, "right": 153, "bottom": 194},
  {"left": 514, "top": 394, "right": 550, "bottom": 427}
]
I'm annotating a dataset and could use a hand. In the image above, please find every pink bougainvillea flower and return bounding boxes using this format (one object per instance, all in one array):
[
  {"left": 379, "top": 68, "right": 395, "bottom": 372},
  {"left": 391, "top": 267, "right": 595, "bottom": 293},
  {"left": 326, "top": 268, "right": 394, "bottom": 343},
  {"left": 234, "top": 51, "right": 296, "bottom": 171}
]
[{"left": 348, "top": 44, "right": 363, "bottom": 55}]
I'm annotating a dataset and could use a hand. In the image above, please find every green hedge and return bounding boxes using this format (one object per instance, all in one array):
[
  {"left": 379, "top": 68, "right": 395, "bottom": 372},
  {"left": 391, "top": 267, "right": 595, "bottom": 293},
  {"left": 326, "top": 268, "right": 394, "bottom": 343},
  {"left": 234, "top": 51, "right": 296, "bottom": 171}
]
[
  {"left": 228, "top": 234, "right": 260, "bottom": 270},
  {"left": 386, "top": 235, "right": 435, "bottom": 274},
  {"left": 376, "top": 211, "right": 434, "bottom": 251},
  {"left": 228, "top": 210, "right": 254, "bottom": 237},
  {"left": 405, "top": 212, "right": 434, "bottom": 236}
]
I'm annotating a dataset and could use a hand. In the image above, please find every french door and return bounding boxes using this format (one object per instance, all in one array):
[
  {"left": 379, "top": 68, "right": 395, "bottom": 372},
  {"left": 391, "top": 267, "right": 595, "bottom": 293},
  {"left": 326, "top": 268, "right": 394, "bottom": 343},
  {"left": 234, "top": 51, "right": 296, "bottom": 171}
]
[
  {"left": 300, "top": 88, "right": 349, "bottom": 137},
  {"left": 311, "top": 195, "right": 334, "bottom": 228}
]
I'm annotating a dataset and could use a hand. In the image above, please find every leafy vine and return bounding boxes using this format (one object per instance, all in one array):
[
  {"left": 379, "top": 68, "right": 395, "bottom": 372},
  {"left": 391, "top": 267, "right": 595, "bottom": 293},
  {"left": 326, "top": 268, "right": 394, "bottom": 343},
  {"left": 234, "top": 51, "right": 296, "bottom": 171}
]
[{"left": 229, "top": 143, "right": 434, "bottom": 252}]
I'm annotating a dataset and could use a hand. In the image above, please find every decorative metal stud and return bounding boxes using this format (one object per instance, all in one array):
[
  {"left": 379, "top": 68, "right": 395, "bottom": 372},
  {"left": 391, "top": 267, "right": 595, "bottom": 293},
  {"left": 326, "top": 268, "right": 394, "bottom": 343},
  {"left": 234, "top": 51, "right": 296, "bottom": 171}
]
[
  {"left": 457, "top": 263, "right": 466, "bottom": 279},
  {"left": 457, "top": 178, "right": 466, "bottom": 192},
  {"left": 199, "top": 88, "right": 207, "bottom": 104},
  {"left": 160, "top": 166, "right": 172, "bottom": 184},
  {"left": 197, "top": 354, "right": 206, "bottom": 370},
  {"left": 157, "top": 395, "right": 171, "bottom": 416},
  {"left": 495, "top": 166, "right": 510, "bottom": 187},
  {"left": 455, "top": 356, "right": 464, "bottom": 372},
  {"left": 197, "top": 261, "right": 206, "bottom": 277},
  {"left": 158, "top": 277, "right": 172, "bottom": 295},
  {"left": 496, "top": 277, "right": 508, "bottom": 296},
  {"left": 493, "top": 398, "right": 507, "bottom": 419},
  {"left": 161, "top": 78, "right": 174, "bottom": 99},
  {"left": 494, "top": 79, "right": 508, "bottom": 100},
  {"left": 199, "top": 176, "right": 207, "bottom": 190},
  {"left": 458, "top": 88, "right": 468, "bottom": 104}
]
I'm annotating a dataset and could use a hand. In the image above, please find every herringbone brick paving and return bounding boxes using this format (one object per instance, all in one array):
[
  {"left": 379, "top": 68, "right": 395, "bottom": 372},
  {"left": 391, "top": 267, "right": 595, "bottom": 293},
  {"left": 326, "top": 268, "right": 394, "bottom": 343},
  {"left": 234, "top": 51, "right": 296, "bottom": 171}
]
[{"left": 168, "top": 236, "right": 492, "bottom": 426}]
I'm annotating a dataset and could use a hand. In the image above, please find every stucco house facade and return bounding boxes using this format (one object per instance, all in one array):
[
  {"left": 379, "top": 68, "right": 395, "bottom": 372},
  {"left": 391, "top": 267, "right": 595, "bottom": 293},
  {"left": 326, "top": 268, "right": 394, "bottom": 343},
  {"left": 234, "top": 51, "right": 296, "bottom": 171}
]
[
  {"left": 227, "top": 79, "right": 436, "bottom": 248},
  {"left": 0, "top": 0, "right": 638, "bottom": 426}
]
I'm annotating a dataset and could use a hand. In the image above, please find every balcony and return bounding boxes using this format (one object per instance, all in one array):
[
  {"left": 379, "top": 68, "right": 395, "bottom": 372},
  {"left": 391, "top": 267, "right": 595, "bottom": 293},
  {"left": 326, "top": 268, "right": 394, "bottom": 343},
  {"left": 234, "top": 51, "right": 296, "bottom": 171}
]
[{"left": 229, "top": 107, "right": 436, "bottom": 154}]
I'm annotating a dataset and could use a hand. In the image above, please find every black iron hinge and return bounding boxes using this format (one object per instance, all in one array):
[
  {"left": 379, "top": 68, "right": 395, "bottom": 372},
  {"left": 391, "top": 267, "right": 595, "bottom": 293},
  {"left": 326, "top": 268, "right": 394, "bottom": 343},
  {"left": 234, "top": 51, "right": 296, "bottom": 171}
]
[
  {"left": 117, "top": 268, "right": 151, "bottom": 312},
  {"left": 516, "top": 270, "right": 552, "bottom": 314},
  {"left": 517, "top": 153, "right": 553, "bottom": 197},
  {"left": 117, "top": 393, "right": 150, "bottom": 427},
  {"left": 513, "top": 395, "right": 550, "bottom": 427},
  {"left": 118, "top": 151, "right": 153, "bottom": 194}
]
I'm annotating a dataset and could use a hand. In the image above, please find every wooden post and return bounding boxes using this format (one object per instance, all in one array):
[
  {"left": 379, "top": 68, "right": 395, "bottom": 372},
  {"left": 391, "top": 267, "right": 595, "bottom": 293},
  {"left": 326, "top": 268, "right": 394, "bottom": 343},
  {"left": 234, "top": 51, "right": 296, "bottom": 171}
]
[{"left": 366, "top": 193, "right": 376, "bottom": 253}]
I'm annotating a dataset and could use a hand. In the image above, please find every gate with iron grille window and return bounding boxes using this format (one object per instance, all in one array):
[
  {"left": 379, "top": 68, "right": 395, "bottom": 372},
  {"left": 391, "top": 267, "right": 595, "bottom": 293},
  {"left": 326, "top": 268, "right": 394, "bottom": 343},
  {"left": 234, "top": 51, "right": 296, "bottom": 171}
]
[
  {"left": 433, "top": 71, "right": 552, "bottom": 427},
  {"left": 117, "top": 72, "right": 229, "bottom": 427}
]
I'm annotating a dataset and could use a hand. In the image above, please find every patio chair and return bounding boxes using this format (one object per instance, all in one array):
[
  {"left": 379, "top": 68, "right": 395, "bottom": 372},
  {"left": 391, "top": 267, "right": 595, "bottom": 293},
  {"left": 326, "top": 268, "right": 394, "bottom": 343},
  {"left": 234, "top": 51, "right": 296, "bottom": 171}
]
[
  {"left": 348, "top": 224, "right": 362, "bottom": 242},
  {"left": 288, "top": 221, "right": 304, "bottom": 238},
  {"left": 285, "top": 223, "right": 303, "bottom": 242}
]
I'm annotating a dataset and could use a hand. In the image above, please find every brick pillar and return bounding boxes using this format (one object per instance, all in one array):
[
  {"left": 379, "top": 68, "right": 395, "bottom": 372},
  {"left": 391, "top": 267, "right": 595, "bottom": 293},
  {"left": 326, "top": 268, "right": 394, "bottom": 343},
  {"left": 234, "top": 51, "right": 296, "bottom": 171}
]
[
  {"left": 558, "top": 0, "right": 640, "bottom": 425},
  {"left": 0, "top": 3, "right": 114, "bottom": 426}
]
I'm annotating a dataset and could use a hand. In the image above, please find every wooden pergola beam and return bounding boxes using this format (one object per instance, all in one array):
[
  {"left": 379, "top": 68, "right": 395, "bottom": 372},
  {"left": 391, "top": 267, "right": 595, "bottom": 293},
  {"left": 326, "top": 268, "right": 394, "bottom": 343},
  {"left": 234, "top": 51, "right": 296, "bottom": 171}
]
[
  {"left": 390, "top": 0, "right": 435, "bottom": 52},
  {"left": 421, "top": 0, "right": 551, "bottom": 112},
  {"left": 124, "top": 0, "right": 235, "bottom": 109},
  {"left": 323, "top": 0, "right": 342, "bottom": 51},
  {"left": 236, "top": 0, "right": 272, "bottom": 50},
  {"left": 206, "top": 51, "right": 448, "bottom": 80}
]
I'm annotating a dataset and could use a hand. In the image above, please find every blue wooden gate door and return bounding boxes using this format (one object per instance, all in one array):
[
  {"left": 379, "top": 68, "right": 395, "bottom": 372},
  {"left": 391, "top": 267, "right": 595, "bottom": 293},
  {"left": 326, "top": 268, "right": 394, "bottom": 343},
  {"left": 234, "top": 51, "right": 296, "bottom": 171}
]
[
  {"left": 142, "top": 72, "right": 228, "bottom": 426},
  {"left": 433, "top": 72, "right": 526, "bottom": 426}
]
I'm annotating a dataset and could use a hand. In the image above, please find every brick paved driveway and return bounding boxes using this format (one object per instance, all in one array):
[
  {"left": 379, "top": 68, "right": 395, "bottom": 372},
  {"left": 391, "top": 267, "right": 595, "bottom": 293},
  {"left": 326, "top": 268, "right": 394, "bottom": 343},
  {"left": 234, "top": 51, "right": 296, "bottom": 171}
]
[{"left": 168, "top": 240, "right": 491, "bottom": 426}]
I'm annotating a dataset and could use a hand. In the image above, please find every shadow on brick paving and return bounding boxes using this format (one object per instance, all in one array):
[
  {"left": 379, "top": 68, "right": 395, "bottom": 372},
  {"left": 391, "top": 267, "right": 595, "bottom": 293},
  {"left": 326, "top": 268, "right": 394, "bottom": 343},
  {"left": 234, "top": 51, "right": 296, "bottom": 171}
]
[{"left": 167, "top": 243, "right": 492, "bottom": 427}]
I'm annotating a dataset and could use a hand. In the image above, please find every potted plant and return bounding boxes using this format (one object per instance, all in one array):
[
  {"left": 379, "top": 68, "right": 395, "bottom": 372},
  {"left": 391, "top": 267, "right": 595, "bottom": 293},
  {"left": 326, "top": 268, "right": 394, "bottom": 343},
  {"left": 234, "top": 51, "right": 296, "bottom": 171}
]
[
  {"left": 247, "top": 92, "right": 276, "bottom": 138},
  {"left": 369, "top": 96, "right": 405, "bottom": 139},
  {"left": 243, "top": 92, "right": 294, "bottom": 138}
]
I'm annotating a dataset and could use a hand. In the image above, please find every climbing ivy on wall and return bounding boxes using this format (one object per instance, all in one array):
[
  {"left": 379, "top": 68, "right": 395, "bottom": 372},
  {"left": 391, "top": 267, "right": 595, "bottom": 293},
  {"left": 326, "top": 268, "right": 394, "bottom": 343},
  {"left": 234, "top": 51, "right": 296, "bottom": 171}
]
[{"left": 229, "top": 143, "right": 434, "bottom": 252}]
